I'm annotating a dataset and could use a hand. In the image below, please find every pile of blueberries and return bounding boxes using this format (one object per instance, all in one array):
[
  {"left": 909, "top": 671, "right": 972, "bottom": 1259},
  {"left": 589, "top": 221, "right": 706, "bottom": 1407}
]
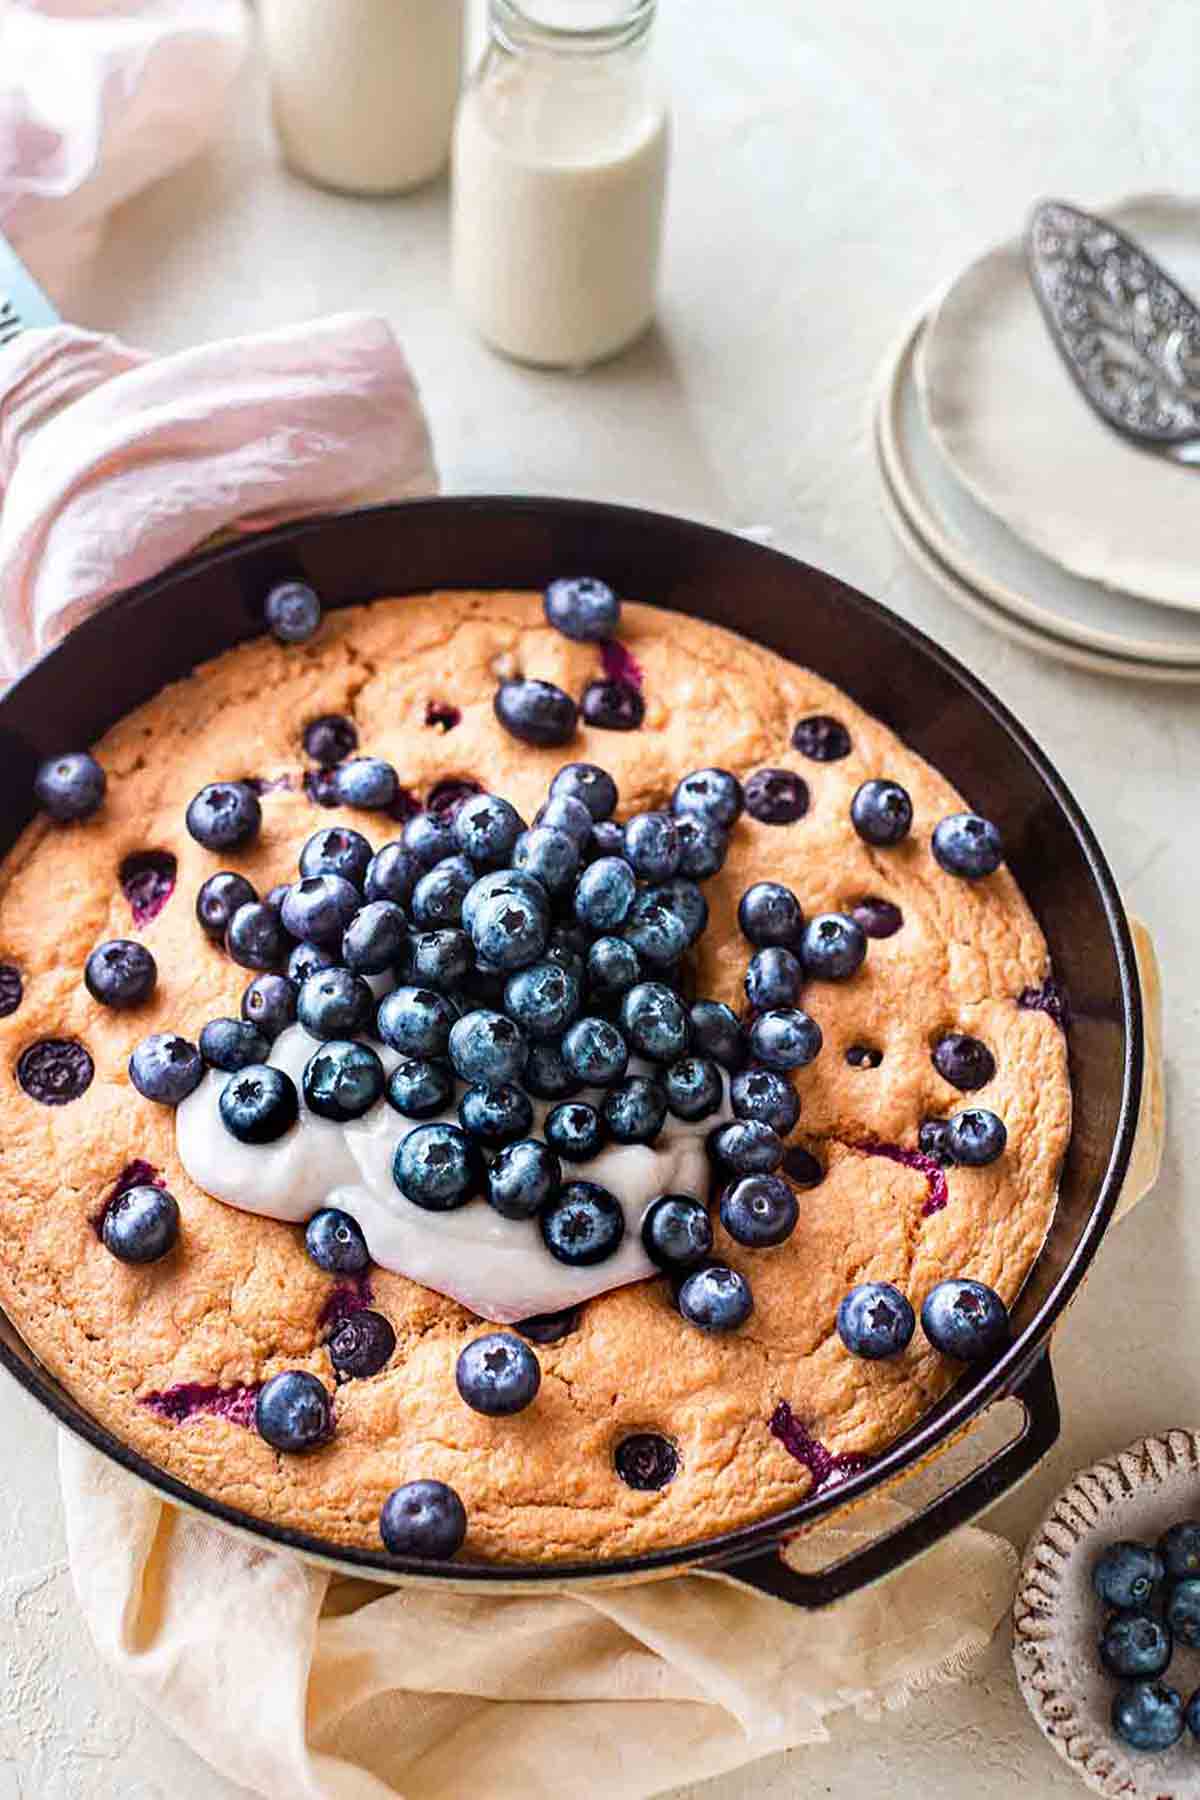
[
  {"left": 1093, "top": 1527, "right": 1200, "bottom": 1752},
  {"left": 35, "top": 571, "right": 1015, "bottom": 1561}
]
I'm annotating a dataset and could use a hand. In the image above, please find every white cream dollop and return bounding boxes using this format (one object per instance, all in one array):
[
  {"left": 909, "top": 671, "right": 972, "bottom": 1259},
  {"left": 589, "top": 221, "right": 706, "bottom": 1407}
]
[{"left": 176, "top": 1023, "right": 730, "bottom": 1323}]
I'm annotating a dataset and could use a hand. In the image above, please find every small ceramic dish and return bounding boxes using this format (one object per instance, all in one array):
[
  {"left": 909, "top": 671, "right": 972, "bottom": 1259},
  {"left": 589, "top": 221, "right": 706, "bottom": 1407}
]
[{"left": 1014, "top": 1431, "right": 1200, "bottom": 1798}]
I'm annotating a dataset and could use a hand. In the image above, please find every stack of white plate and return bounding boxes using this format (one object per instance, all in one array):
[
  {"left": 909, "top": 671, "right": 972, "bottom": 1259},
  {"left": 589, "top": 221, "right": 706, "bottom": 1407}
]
[{"left": 874, "top": 195, "right": 1200, "bottom": 682}]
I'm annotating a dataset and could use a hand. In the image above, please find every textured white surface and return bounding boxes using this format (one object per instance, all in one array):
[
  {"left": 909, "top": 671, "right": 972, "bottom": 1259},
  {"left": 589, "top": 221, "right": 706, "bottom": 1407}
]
[{"left": 2, "top": 4, "right": 1199, "bottom": 1796}]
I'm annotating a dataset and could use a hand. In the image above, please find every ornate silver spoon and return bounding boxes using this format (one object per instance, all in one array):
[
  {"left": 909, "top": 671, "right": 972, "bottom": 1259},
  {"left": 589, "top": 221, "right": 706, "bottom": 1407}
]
[{"left": 1027, "top": 198, "right": 1200, "bottom": 463}]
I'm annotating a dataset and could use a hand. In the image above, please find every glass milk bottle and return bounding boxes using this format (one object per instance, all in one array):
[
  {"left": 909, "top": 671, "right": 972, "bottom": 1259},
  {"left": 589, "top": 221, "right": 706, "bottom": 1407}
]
[
  {"left": 260, "top": 0, "right": 464, "bottom": 195},
  {"left": 451, "top": 0, "right": 670, "bottom": 368}
]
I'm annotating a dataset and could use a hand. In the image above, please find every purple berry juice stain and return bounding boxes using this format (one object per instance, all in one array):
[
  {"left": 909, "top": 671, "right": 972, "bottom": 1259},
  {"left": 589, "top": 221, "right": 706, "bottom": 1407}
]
[
  {"left": 92, "top": 1158, "right": 164, "bottom": 1235},
  {"left": 601, "top": 639, "right": 644, "bottom": 691},
  {"left": 244, "top": 774, "right": 293, "bottom": 797},
  {"left": 141, "top": 1381, "right": 261, "bottom": 1429},
  {"left": 853, "top": 1138, "right": 949, "bottom": 1217},
  {"left": 119, "top": 851, "right": 177, "bottom": 926},
  {"left": 318, "top": 1274, "right": 374, "bottom": 1329},
  {"left": 769, "top": 1401, "right": 870, "bottom": 1490},
  {"left": 424, "top": 700, "right": 461, "bottom": 732}
]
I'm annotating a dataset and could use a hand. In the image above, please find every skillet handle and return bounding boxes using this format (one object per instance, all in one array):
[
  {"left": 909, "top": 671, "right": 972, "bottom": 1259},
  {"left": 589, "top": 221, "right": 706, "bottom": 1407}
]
[{"left": 720, "top": 1352, "right": 1059, "bottom": 1609}]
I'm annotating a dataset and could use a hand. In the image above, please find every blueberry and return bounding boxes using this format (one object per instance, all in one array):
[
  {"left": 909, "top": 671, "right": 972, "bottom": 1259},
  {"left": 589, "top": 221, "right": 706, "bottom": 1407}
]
[
  {"left": 673, "top": 812, "right": 728, "bottom": 879},
  {"left": 304, "top": 1039, "right": 385, "bottom": 1121},
  {"left": 932, "top": 812, "right": 1004, "bottom": 879},
  {"left": 84, "top": 939, "right": 156, "bottom": 1009},
  {"left": 677, "top": 1264, "right": 753, "bottom": 1332},
  {"left": 620, "top": 891, "right": 690, "bottom": 967},
  {"left": 544, "top": 575, "right": 620, "bottom": 641},
  {"left": 226, "top": 900, "right": 290, "bottom": 971},
  {"left": 512, "top": 826, "right": 579, "bottom": 895},
  {"left": 541, "top": 1181, "right": 625, "bottom": 1264},
  {"left": 281, "top": 875, "right": 359, "bottom": 946},
  {"left": 792, "top": 715, "right": 851, "bottom": 761},
  {"left": 748, "top": 1008, "right": 822, "bottom": 1071},
  {"left": 298, "top": 967, "right": 375, "bottom": 1040},
  {"left": 34, "top": 751, "right": 106, "bottom": 822},
  {"left": 265, "top": 883, "right": 292, "bottom": 915},
  {"left": 543, "top": 922, "right": 590, "bottom": 985},
  {"left": 219, "top": 1064, "right": 299, "bottom": 1142},
  {"left": 458, "top": 1081, "right": 534, "bottom": 1145},
  {"left": 645, "top": 876, "right": 708, "bottom": 946},
  {"left": 920, "top": 1278, "right": 1009, "bottom": 1361},
  {"left": 550, "top": 762, "right": 617, "bottom": 821},
  {"left": 619, "top": 982, "right": 689, "bottom": 1062},
  {"left": 641, "top": 1194, "right": 712, "bottom": 1270},
  {"left": 1161, "top": 1521, "right": 1200, "bottom": 1581},
  {"left": 461, "top": 869, "right": 547, "bottom": 932},
  {"left": 303, "top": 713, "right": 357, "bottom": 766},
  {"left": 918, "top": 1118, "right": 956, "bottom": 1167},
  {"left": 587, "top": 819, "right": 625, "bottom": 860},
  {"left": 587, "top": 936, "right": 641, "bottom": 999},
  {"left": 1168, "top": 1578, "right": 1200, "bottom": 1649},
  {"left": 845, "top": 1044, "right": 883, "bottom": 1069},
  {"left": 454, "top": 792, "right": 524, "bottom": 869},
  {"left": 411, "top": 856, "right": 476, "bottom": 929},
  {"left": 524, "top": 1040, "right": 584, "bottom": 1101},
  {"left": 534, "top": 793, "right": 595, "bottom": 844},
  {"left": 744, "top": 768, "right": 808, "bottom": 825},
  {"left": 730, "top": 1066, "right": 799, "bottom": 1135},
  {"left": 102, "top": 1183, "right": 180, "bottom": 1263},
  {"left": 470, "top": 886, "right": 549, "bottom": 971},
  {"left": 394, "top": 1121, "right": 484, "bottom": 1211},
  {"left": 1188, "top": 1688, "right": 1200, "bottom": 1742},
  {"left": 671, "top": 767, "right": 743, "bottom": 829},
  {"left": 737, "top": 882, "right": 800, "bottom": 949},
  {"left": 801, "top": 912, "right": 866, "bottom": 980},
  {"left": 544, "top": 1100, "right": 606, "bottom": 1162},
  {"left": 504, "top": 960, "right": 581, "bottom": 1039},
  {"left": 1100, "top": 1612, "right": 1173, "bottom": 1680},
  {"left": 405, "top": 929, "right": 470, "bottom": 991},
  {"left": 487, "top": 1138, "right": 562, "bottom": 1219},
  {"left": 241, "top": 973, "right": 299, "bottom": 1040},
  {"left": 582, "top": 679, "right": 644, "bottom": 731},
  {"left": 615, "top": 1433, "right": 680, "bottom": 1490},
  {"left": 947, "top": 1108, "right": 1006, "bottom": 1166},
  {"left": 342, "top": 901, "right": 407, "bottom": 975},
  {"left": 561, "top": 1015, "right": 628, "bottom": 1086},
  {"left": 379, "top": 1480, "right": 467, "bottom": 1560},
  {"left": 335, "top": 757, "right": 399, "bottom": 812},
  {"left": 836, "top": 1281, "right": 915, "bottom": 1358},
  {"left": 602, "top": 1075, "right": 667, "bottom": 1144},
  {"left": 620, "top": 813, "right": 677, "bottom": 882},
  {"left": 299, "top": 825, "right": 372, "bottom": 887},
  {"left": 328, "top": 1309, "right": 395, "bottom": 1380},
  {"left": 129, "top": 1033, "right": 203, "bottom": 1104},
  {"left": 255, "top": 1370, "right": 333, "bottom": 1453},
  {"left": 720, "top": 1168, "right": 798, "bottom": 1245},
  {"left": 711, "top": 1118, "right": 784, "bottom": 1175},
  {"left": 305, "top": 1207, "right": 370, "bottom": 1274},
  {"left": 403, "top": 809, "right": 459, "bottom": 869},
  {"left": 664, "top": 1056, "right": 723, "bottom": 1122},
  {"left": 186, "top": 781, "right": 261, "bottom": 851},
  {"left": 494, "top": 678, "right": 578, "bottom": 747},
  {"left": 196, "top": 871, "right": 257, "bottom": 939},
  {"left": 744, "top": 946, "right": 802, "bottom": 1011},
  {"left": 287, "top": 940, "right": 336, "bottom": 984},
  {"left": 689, "top": 1000, "right": 745, "bottom": 1071},
  {"left": 264, "top": 578, "right": 321, "bottom": 642},
  {"left": 851, "top": 896, "right": 904, "bottom": 939},
  {"left": 850, "top": 779, "right": 913, "bottom": 847},
  {"left": 445, "top": 1008, "right": 526, "bottom": 1088},
  {"left": 364, "top": 841, "right": 421, "bottom": 908},
  {"left": 575, "top": 856, "right": 637, "bottom": 932},
  {"left": 385, "top": 1055, "right": 455, "bottom": 1119},
  {"left": 1111, "top": 1680, "right": 1184, "bottom": 1753},
  {"left": 932, "top": 1034, "right": 996, "bottom": 1092},
  {"left": 514, "top": 1307, "right": 580, "bottom": 1344},
  {"left": 374, "top": 988, "right": 455, "bottom": 1061},
  {"left": 200, "top": 1017, "right": 270, "bottom": 1072},
  {"left": 1094, "top": 1541, "right": 1166, "bottom": 1611},
  {"left": 456, "top": 1331, "right": 541, "bottom": 1415}
]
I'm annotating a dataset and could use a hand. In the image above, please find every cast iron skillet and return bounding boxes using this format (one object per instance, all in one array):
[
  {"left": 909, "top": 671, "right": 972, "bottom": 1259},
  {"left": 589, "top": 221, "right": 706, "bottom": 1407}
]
[{"left": 0, "top": 498, "right": 1142, "bottom": 1607}]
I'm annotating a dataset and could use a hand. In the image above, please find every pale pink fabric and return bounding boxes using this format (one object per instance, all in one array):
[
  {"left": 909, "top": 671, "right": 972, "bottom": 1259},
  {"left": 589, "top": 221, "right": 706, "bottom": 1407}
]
[
  {"left": 0, "top": 314, "right": 439, "bottom": 677},
  {"left": 0, "top": 0, "right": 247, "bottom": 296}
]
